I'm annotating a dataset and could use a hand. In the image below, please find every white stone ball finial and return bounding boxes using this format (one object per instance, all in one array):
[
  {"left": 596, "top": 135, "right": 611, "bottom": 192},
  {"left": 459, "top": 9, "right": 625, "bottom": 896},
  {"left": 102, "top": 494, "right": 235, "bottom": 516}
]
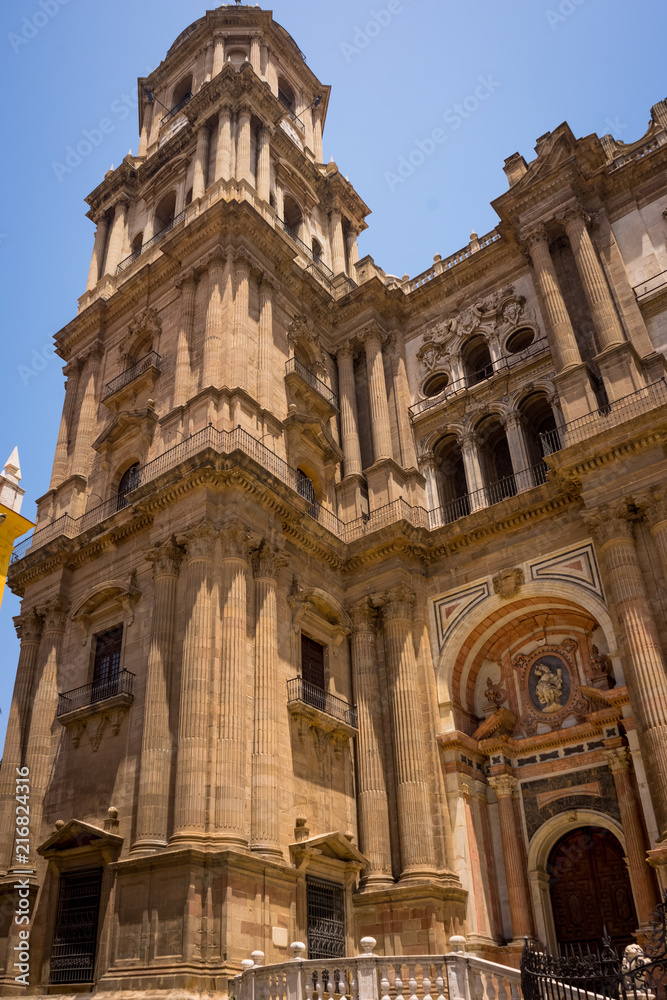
[
  {"left": 360, "top": 937, "right": 377, "bottom": 956},
  {"left": 290, "top": 942, "right": 306, "bottom": 960},
  {"left": 241, "top": 959, "right": 255, "bottom": 971},
  {"left": 449, "top": 935, "right": 467, "bottom": 953},
  {"left": 251, "top": 950, "right": 265, "bottom": 967}
]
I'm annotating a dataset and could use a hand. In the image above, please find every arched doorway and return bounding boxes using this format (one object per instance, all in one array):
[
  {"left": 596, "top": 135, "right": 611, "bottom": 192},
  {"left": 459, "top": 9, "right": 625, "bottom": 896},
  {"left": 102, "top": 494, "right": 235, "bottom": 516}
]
[{"left": 549, "top": 826, "right": 637, "bottom": 951}]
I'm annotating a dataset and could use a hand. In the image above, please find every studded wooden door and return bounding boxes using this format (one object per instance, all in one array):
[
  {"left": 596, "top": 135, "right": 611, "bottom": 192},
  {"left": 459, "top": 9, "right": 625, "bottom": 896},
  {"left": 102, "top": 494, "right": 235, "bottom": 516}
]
[{"left": 548, "top": 826, "right": 637, "bottom": 951}]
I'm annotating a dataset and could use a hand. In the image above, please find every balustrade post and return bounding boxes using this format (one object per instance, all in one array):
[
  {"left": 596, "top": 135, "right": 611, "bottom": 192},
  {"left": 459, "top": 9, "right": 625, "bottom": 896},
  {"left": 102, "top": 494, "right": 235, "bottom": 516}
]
[
  {"left": 202, "top": 248, "right": 226, "bottom": 390},
  {"left": 357, "top": 938, "right": 379, "bottom": 1000}
]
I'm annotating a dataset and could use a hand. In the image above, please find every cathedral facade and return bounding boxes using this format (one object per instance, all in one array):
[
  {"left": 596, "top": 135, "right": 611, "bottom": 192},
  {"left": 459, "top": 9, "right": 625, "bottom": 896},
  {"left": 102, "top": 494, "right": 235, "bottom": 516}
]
[{"left": 2, "top": 4, "right": 667, "bottom": 994}]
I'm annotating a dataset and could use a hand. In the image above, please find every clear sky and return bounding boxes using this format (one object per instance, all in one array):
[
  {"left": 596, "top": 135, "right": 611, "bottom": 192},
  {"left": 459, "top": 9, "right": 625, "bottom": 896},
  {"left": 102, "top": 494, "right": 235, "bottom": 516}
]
[{"left": 0, "top": 0, "right": 665, "bottom": 750}]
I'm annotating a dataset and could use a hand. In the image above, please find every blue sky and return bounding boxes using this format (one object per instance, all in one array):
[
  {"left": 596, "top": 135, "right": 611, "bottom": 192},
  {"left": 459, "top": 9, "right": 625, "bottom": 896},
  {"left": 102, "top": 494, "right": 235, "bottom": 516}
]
[{"left": 0, "top": 0, "right": 665, "bottom": 750}]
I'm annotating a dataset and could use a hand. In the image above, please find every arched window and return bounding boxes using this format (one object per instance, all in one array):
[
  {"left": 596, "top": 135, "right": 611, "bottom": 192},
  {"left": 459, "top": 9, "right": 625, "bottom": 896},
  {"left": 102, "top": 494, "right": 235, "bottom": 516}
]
[
  {"left": 117, "top": 464, "right": 140, "bottom": 511},
  {"left": 278, "top": 77, "right": 296, "bottom": 113},
  {"left": 312, "top": 238, "right": 324, "bottom": 263},
  {"left": 423, "top": 372, "right": 449, "bottom": 398},
  {"left": 463, "top": 336, "right": 494, "bottom": 386},
  {"left": 476, "top": 416, "right": 516, "bottom": 501},
  {"left": 131, "top": 231, "right": 143, "bottom": 255},
  {"left": 506, "top": 327, "right": 535, "bottom": 354},
  {"left": 434, "top": 436, "right": 470, "bottom": 522},
  {"left": 171, "top": 74, "right": 193, "bottom": 111},
  {"left": 297, "top": 468, "right": 315, "bottom": 505},
  {"left": 283, "top": 195, "right": 303, "bottom": 238},
  {"left": 154, "top": 191, "right": 177, "bottom": 233},
  {"left": 519, "top": 392, "right": 559, "bottom": 476}
]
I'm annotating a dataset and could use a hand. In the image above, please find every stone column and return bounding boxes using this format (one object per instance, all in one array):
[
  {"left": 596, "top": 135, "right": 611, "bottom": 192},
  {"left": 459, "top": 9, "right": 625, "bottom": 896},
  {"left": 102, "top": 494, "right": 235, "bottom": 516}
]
[
  {"left": 49, "top": 361, "right": 81, "bottom": 490},
  {"left": 257, "top": 126, "right": 271, "bottom": 203},
  {"left": 215, "top": 109, "right": 232, "bottom": 182},
  {"left": 0, "top": 609, "right": 43, "bottom": 875},
  {"left": 172, "top": 521, "right": 216, "bottom": 843},
  {"left": 257, "top": 275, "right": 276, "bottom": 412},
  {"left": 250, "top": 33, "right": 261, "bottom": 74},
  {"left": 313, "top": 108, "right": 324, "bottom": 162},
  {"left": 86, "top": 215, "right": 109, "bottom": 291},
  {"left": 138, "top": 101, "right": 154, "bottom": 158},
  {"left": 214, "top": 522, "right": 250, "bottom": 847},
  {"left": 504, "top": 413, "right": 533, "bottom": 491},
  {"left": 348, "top": 599, "right": 393, "bottom": 888},
  {"left": 24, "top": 599, "right": 70, "bottom": 866},
  {"left": 603, "top": 746, "right": 658, "bottom": 925},
  {"left": 236, "top": 110, "right": 252, "bottom": 186},
  {"left": 201, "top": 248, "right": 226, "bottom": 390},
  {"left": 381, "top": 586, "right": 438, "bottom": 880},
  {"left": 204, "top": 38, "right": 215, "bottom": 83},
  {"left": 336, "top": 345, "right": 363, "bottom": 477},
  {"left": 212, "top": 32, "right": 225, "bottom": 76},
  {"left": 363, "top": 328, "right": 393, "bottom": 464},
  {"left": 232, "top": 252, "right": 251, "bottom": 390},
  {"left": 134, "top": 539, "right": 184, "bottom": 852},
  {"left": 488, "top": 775, "right": 535, "bottom": 941},
  {"left": 525, "top": 226, "right": 582, "bottom": 372},
  {"left": 192, "top": 125, "right": 210, "bottom": 200},
  {"left": 347, "top": 229, "right": 359, "bottom": 270},
  {"left": 460, "top": 431, "right": 486, "bottom": 510},
  {"left": 421, "top": 454, "right": 444, "bottom": 516},
  {"left": 250, "top": 543, "right": 285, "bottom": 859},
  {"left": 587, "top": 504, "right": 667, "bottom": 841},
  {"left": 561, "top": 207, "right": 625, "bottom": 352},
  {"left": 638, "top": 486, "right": 667, "bottom": 584},
  {"left": 104, "top": 200, "right": 129, "bottom": 276},
  {"left": 390, "top": 339, "right": 419, "bottom": 470},
  {"left": 330, "top": 211, "right": 346, "bottom": 275},
  {"left": 70, "top": 350, "right": 100, "bottom": 480},
  {"left": 173, "top": 270, "right": 197, "bottom": 408}
]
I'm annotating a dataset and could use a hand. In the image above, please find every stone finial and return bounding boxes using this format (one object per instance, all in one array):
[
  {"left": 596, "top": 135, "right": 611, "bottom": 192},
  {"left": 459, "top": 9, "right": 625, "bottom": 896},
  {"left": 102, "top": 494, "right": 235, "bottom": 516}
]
[
  {"left": 55, "top": 820, "right": 65, "bottom": 831},
  {"left": 241, "top": 959, "right": 255, "bottom": 971},
  {"left": 250, "top": 951, "right": 265, "bottom": 967},
  {"left": 449, "top": 935, "right": 467, "bottom": 953},
  {"left": 294, "top": 816, "right": 309, "bottom": 842},
  {"left": 0, "top": 446, "right": 26, "bottom": 514},
  {"left": 360, "top": 937, "right": 377, "bottom": 956},
  {"left": 290, "top": 942, "right": 306, "bottom": 960}
]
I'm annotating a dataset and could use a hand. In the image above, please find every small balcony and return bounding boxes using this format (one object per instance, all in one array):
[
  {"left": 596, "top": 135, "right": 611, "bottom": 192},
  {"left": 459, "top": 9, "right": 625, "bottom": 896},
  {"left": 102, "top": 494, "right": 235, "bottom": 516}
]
[
  {"left": 57, "top": 670, "right": 135, "bottom": 718},
  {"left": 286, "top": 357, "right": 339, "bottom": 411},
  {"left": 287, "top": 677, "right": 358, "bottom": 735},
  {"left": 160, "top": 92, "right": 192, "bottom": 127},
  {"left": 57, "top": 671, "right": 135, "bottom": 751},
  {"left": 428, "top": 462, "right": 549, "bottom": 529},
  {"left": 116, "top": 211, "right": 186, "bottom": 274},
  {"left": 276, "top": 217, "right": 334, "bottom": 283},
  {"left": 103, "top": 351, "right": 163, "bottom": 400}
]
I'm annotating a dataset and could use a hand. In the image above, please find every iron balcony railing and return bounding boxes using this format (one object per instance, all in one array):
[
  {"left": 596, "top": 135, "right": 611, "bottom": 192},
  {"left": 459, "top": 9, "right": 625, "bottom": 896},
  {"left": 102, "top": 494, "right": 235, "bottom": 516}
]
[
  {"left": 634, "top": 268, "right": 667, "bottom": 299},
  {"left": 278, "top": 94, "right": 306, "bottom": 134},
  {"left": 104, "top": 351, "right": 163, "bottom": 399},
  {"left": 116, "top": 210, "right": 186, "bottom": 273},
  {"left": 428, "top": 463, "right": 549, "bottom": 529},
  {"left": 287, "top": 677, "right": 358, "bottom": 729},
  {"left": 540, "top": 379, "right": 667, "bottom": 455},
  {"left": 410, "top": 336, "right": 551, "bottom": 418},
  {"left": 160, "top": 92, "right": 192, "bottom": 127},
  {"left": 57, "top": 670, "right": 135, "bottom": 718},
  {"left": 286, "top": 357, "right": 339, "bottom": 409},
  {"left": 276, "top": 218, "right": 334, "bottom": 281}
]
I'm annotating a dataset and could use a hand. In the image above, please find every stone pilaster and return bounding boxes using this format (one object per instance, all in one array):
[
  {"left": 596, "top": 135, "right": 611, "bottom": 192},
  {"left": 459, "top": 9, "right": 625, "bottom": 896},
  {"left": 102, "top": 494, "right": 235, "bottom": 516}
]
[
  {"left": 348, "top": 599, "right": 394, "bottom": 888},
  {"left": 639, "top": 486, "right": 667, "bottom": 584},
  {"left": 236, "top": 110, "right": 252, "bottom": 185},
  {"left": 212, "top": 31, "right": 225, "bottom": 76},
  {"left": 381, "top": 586, "right": 438, "bottom": 881},
  {"left": 49, "top": 361, "right": 81, "bottom": 490},
  {"left": 603, "top": 746, "right": 658, "bottom": 925},
  {"left": 172, "top": 521, "right": 216, "bottom": 844},
  {"left": 138, "top": 101, "right": 154, "bottom": 158},
  {"left": 525, "top": 226, "right": 582, "bottom": 372},
  {"left": 257, "top": 126, "right": 271, "bottom": 203},
  {"left": 214, "top": 521, "right": 251, "bottom": 847},
  {"left": 330, "top": 211, "right": 346, "bottom": 275},
  {"left": 203, "top": 38, "right": 214, "bottom": 83},
  {"left": 487, "top": 775, "right": 535, "bottom": 942},
  {"left": 257, "top": 274, "right": 277, "bottom": 412},
  {"left": 0, "top": 609, "right": 43, "bottom": 875},
  {"left": 313, "top": 107, "right": 324, "bottom": 162},
  {"left": 193, "top": 125, "right": 210, "bottom": 200},
  {"left": 250, "top": 33, "right": 261, "bottom": 74},
  {"left": 216, "top": 109, "right": 232, "bottom": 182},
  {"left": 250, "top": 542, "right": 285, "bottom": 859},
  {"left": 362, "top": 327, "right": 393, "bottom": 464},
  {"left": 104, "top": 200, "right": 129, "bottom": 276},
  {"left": 201, "top": 248, "right": 226, "bottom": 390},
  {"left": 86, "top": 214, "right": 109, "bottom": 291},
  {"left": 587, "top": 504, "right": 667, "bottom": 842},
  {"left": 174, "top": 270, "right": 197, "bottom": 408},
  {"left": 460, "top": 430, "right": 486, "bottom": 509},
  {"left": 70, "top": 349, "right": 101, "bottom": 481},
  {"left": 134, "top": 539, "right": 184, "bottom": 852},
  {"left": 336, "top": 344, "right": 363, "bottom": 477},
  {"left": 390, "top": 338, "right": 419, "bottom": 471},
  {"left": 232, "top": 252, "right": 251, "bottom": 391}
]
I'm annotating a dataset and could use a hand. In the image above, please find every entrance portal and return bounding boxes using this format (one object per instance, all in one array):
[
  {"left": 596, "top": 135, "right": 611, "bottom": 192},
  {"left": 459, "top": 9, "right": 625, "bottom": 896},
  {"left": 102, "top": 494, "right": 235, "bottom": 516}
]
[{"left": 548, "top": 826, "right": 637, "bottom": 951}]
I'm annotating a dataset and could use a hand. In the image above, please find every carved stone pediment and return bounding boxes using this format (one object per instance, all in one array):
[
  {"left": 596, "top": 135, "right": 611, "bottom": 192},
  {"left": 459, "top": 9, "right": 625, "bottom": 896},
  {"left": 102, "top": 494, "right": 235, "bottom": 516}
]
[
  {"left": 70, "top": 577, "right": 141, "bottom": 646},
  {"left": 120, "top": 306, "right": 162, "bottom": 361},
  {"left": 93, "top": 408, "right": 158, "bottom": 466}
]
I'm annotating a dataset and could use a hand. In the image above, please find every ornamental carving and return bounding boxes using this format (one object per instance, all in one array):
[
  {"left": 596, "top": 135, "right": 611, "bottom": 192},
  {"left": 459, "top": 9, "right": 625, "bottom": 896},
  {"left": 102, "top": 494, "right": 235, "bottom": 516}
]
[
  {"left": 180, "top": 520, "right": 217, "bottom": 562},
  {"left": 39, "top": 598, "right": 71, "bottom": 634},
  {"left": 14, "top": 607, "right": 43, "bottom": 645},
  {"left": 585, "top": 503, "right": 634, "bottom": 547},
  {"left": 220, "top": 520, "right": 252, "bottom": 561},
  {"left": 347, "top": 597, "right": 378, "bottom": 634},
  {"left": 603, "top": 746, "right": 631, "bottom": 773},
  {"left": 492, "top": 567, "right": 525, "bottom": 600},
  {"left": 513, "top": 639, "right": 596, "bottom": 735},
  {"left": 251, "top": 541, "right": 287, "bottom": 580},
  {"left": 146, "top": 537, "right": 185, "bottom": 579},
  {"left": 381, "top": 585, "right": 416, "bottom": 624},
  {"left": 125, "top": 307, "right": 162, "bottom": 353},
  {"left": 634, "top": 486, "right": 667, "bottom": 531},
  {"left": 488, "top": 774, "right": 519, "bottom": 798}
]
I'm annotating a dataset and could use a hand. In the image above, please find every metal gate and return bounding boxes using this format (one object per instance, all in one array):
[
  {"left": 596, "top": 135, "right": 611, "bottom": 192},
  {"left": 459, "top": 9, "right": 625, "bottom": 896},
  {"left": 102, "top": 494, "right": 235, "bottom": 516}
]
[
  {"left": 50, "top": 868, "right": 103, "bottom": 984},
  {"left": 307, "top": 878, "right": 346, "bottom": 960}
]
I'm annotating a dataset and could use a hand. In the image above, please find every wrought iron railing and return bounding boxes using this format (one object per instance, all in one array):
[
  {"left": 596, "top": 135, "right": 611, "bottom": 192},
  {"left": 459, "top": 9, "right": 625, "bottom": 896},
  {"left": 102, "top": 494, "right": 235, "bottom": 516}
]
[
  {"left": 276, "top": 218, "right": 334, "bottom": 280},
  {"left": 104, "top": 351, "right": 163, "bottom": 399},
  {"left": 279, "top": 93, "right": 306, "bottom": 133},
  {"left": 160, "top": 92, "right": 192, "bottom": 127},
  {"left": 116, "top": 210, "right": 186, "bottom": 273},
  {"left": 540, "top": 379, "right": 667, "bottom": 455},
  {"left": 286, "top": 357, "right": 339, "bottom": 409},
  {"left": 57, "top": 670, "right": 135, "bottom": 718},
  {"left": 634, "top": 268, "right": 667, "bottom": 299},
  {"left": 287, "top": 677, "right": 358, "bottom": 729},
  {"left": 428, "top": 463, "right": 548, "bottom": 529}
]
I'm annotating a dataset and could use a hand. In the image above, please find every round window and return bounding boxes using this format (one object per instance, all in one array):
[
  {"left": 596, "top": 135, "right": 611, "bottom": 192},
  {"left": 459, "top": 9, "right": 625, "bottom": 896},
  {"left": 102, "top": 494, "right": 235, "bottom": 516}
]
[
  {"left": 506, "top": 328, "right": 535, "bottom": 354},
  {"left": 423, "top": 373, "right": 450, "bottom": 398}
]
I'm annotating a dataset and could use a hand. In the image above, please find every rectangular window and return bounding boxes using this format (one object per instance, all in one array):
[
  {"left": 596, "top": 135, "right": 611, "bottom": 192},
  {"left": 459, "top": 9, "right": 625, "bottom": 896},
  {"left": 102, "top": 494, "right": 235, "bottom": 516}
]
[
  {"left": 306, "top": 878, "right": 345, "bottom": 960},
  {"left": 92, "top": 626, "right": 123, "bottom": 701},
  {"left": 301, "top": 635, "right": 325, "bottom": 690},
  {"left": 50, "top": 868, "right": 103, "bottom": 985}
]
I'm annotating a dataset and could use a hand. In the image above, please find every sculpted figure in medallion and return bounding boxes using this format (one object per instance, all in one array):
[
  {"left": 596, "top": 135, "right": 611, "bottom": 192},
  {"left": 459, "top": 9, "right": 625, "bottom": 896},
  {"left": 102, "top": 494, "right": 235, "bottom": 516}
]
[{"left": 534, "top": 661, "right": 564, "bottom": 713}]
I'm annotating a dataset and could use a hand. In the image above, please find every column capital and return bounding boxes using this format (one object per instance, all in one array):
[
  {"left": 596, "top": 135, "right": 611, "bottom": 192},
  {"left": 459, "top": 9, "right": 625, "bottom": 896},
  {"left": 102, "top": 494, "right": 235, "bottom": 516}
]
[
  {"left": 503, "top": 410, "right": 526, "bottom": 432},
  {"left": 233, "top": 246, "right": 262, "bottom": 274},
  {"left": 13, "top": 607, "right": 43, "bottom": 645},
  {"left": 460, "top": 428, "right": 479, "bottom": 449},
  {"left": 237, "top": 107, "right": 252, "bottom": 123},
  {"left": 336, "top": 341, "right": 357, "bottom": 362},
  {"left": 251, "top": 541, "right": 287, "bottom": 581},
  {"left": 113, "top": 197, "right": 130, "bottom": 215},
  {"left": 220, "top": 519, "right": 252, "bottom": 562},
  {"left": 201, "top": 246, "right": 227, "bottom": 274},
  {"left": 179, "top": 519, "right": 217, "bottom": 562},
  {"left": 523, "top": 225, "right": 549, "bottom": 251},
  {"left": 635, "top": 486, "right": 667, "bottom": 531},
  {"left": 146, "top": 537, "right": 185, "bottom": 579},
  {"left": 585, "top": 503, "right": 634, "bottom": 547},
  {"left": 359, "top": 323, "right": 388, "bottom": 348},
  {"left": 347, "top": 597, "right": 378, "bottom": 635},
  {"left": 259, "top": 270, "right": 280, "bottom": 294},
  {"left": 219, "top": 106, "right": 232, "bottom": 121},
  {"left": 38, "top": 598, "right": 70, "bottom": 634},
  {"left": 557, "top": 203, "right": 590, "bottom": 230},
  {"left": 175, "top": 268, "right": 198, "bottom": 292},
  {"left": 603, "top": 746, "right": 632, "bottom": 773},
  {"left": 381, "top": 585, "right": 416, "bottom": 624},
  {"left": 488, "top": 774, "right": 519, "bottom": 798}
]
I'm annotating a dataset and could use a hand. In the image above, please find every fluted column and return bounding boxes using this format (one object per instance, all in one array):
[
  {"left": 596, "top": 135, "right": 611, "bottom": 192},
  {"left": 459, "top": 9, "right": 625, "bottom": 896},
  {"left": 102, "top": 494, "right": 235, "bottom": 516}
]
[
  {"left": 70, "top": 350, "right": 101, "bottom": 480},
  {"left": 86, "top": 215, "right": 109, "bottom": 290},
  {"left": 313, "top": 108, "right": 323, "bottom": 162},
  {"left": 250, "top": 543, "right": 285, "bottom": 859},
  {"left": 561, "top": 207, "right": 625, "bottom": 351},
  {"left": 349, "top": 599, "right": 393, "bottom": 888},
  {"left": 525, "top": 226, "right": 582, "bottom": 372},
  {"left": 391, "top": 339, "right": 419, "bottom": 470},
  {"left": 134, "top": 539, "right": 184, "bottom": 851},
  {"left": 363, "top": 328, "right": 393, "bottom": 464},
  {"left": 232, "top": 252, "right": 251, "bottom": 390},
  {"left": 258, "top": 275, "right": 276, "bottom": 412},
  {"left": 174, "top": 270, "right": 197, "bottom": 408},
  {"left": 504, "top": 413, "right": 532, "bottom": 491},
  {"left": 215, "top": 109, "right": 232, "bottom": 182},
  {"left": 330, "top": 211, "right": 346, "bottom": 275},
  {"left": 587, "top": 504, "right": 667, "bottom": 841},
  {"left": 381, "top": 586, "right": 438, "bottom": 880},
  {"left": 104, "top": 200, "right": 129, "bottom": 276},
  {"left": 257, "top": 126, "right": 271, "bottom": 203},
  {"left": 604, "top": 747, "right": 658, "bottom": 925},
  {"left": 0, "top": 609, "right": 43, "bottom": 875},
  {"left": 488, "top": 775, "right": 535, "bottom": 941},
  {"left": 212, "top": 32, "right": 225, "bottom": 76},
  {"left": 421, "top": 454, "right": 443, "bottom": 515},
  {"left": 172, "top": 521, "right": 216, "bottom": 843},
  {"left": 336, "top": 345, "right": 363, "bottom": 477},
  {"left": 193, "top": 125, "right": 210, "bottom": 200},
  {"left": 643, "top": 487, "right": 667, "bottom": 583},
  {"left": 138, "top": 101, "right": 154, "bottom": 158},
  {"left": 236, "top": 110, "right": 252, "bottom": 186},
  {"left": 250, "top": 33, "right": 261, "bottom": 74},
  {"left": 204, "top": 38, "right": 215, "bottom": 83},
  {"left": 460, "top": 431, "right": 486, "bottom": 510},
  {"left": 49, "top": 361, "right": 81, "bottom": 489},
  {"left": 347, "top": 229, "right": 359, "bottom": 270},
  {"left": 24, "top": 599, "right": 69, "bottom": 867},
  {"left": 202, "top": 248, "right": 226, "bottom": 390},
  {"left": 214, "top": 522, "right": 250, "bottom": 846}
]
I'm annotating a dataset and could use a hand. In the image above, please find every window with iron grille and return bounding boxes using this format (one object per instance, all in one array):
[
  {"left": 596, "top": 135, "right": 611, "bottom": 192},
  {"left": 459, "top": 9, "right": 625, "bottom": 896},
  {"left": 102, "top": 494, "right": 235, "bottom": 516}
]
[
  {"left": 306, "top": 878, "right": 345, "bottom": 960},
  {"left": 91, "top": 627, "right": 123, "bottom": 701},
  {"left": 49, "top": 868, "right": 103, "bottom": 984}
]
